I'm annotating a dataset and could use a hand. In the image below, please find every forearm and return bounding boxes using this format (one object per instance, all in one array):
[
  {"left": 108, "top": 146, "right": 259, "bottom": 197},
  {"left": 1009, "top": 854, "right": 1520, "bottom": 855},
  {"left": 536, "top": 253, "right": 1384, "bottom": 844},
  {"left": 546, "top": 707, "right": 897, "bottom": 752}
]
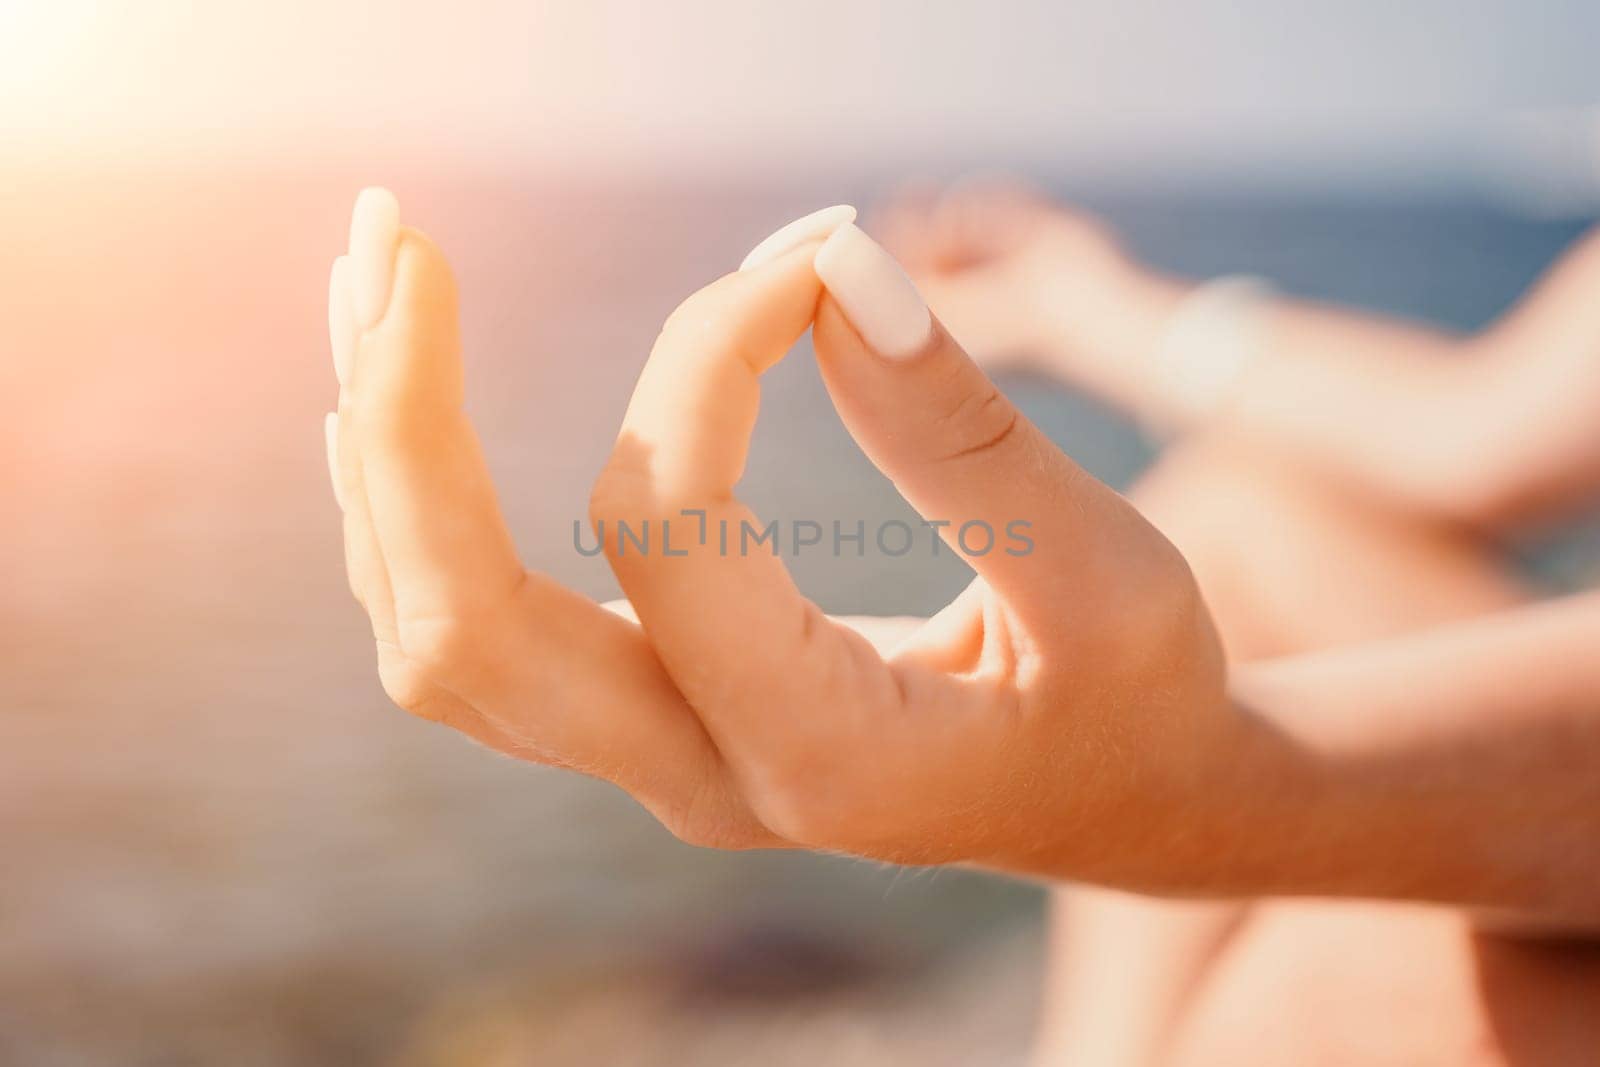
[
  {"left": 1051, "top": 267, "right": 1510, "bottom": 514},
  {"left": 1205, "top": 592, "right": 1600, "bottom": 920},
  {"left": 832, "top": 599, "right": 1600, "bottom": 921},
  {"left": 1056, "top": 228, "right": 1600, "bottom": 526},
  {"left": 1218, "top": 302, "right": 1600, "bottom": 524},
  {"left": 1224, "top": 302, "right": 1488, "bottom": 509}
]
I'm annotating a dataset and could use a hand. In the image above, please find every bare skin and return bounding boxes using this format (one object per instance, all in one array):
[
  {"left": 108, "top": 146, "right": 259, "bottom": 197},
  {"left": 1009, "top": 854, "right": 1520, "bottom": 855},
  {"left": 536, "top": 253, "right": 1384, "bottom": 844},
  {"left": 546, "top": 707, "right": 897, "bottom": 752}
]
[
  {"left": 1041, "top": 438, "right": 1600, "bottom": 1066},
  {"left": 330, "top": 191, "right": 1237, "bottom": 880},
  {"left": 327, "top": 191, "right": 1600, "bottom": 1062},
  {"left": 878, "top": 181, "right": 1600, "bottom": 528},
  {"left": 881, "top": 182, "right": 1600, "bottom": 1063}
]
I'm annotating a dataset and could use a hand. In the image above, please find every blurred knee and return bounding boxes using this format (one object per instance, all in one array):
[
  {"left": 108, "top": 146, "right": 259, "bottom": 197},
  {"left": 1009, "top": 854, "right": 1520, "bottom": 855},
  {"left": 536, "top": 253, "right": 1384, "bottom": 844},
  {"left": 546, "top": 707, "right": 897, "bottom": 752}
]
[{"left": 1128, "top": 433, "right": 1524, "bottom": 659}]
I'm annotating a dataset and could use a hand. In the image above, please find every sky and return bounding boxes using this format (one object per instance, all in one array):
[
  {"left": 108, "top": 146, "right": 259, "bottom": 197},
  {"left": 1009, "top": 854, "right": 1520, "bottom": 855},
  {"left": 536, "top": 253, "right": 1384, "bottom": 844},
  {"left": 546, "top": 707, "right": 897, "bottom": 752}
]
[{"left": 4, "top": 0, "right": 1599, "bottom": 196}]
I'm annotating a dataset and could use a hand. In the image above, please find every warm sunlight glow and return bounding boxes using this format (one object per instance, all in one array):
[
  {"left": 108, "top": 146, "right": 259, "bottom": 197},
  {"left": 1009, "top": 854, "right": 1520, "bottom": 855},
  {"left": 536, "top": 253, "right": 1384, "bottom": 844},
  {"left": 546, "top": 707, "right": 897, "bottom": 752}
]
[{"left": 0, "top": 1, "right": 113, "bottom": 125}]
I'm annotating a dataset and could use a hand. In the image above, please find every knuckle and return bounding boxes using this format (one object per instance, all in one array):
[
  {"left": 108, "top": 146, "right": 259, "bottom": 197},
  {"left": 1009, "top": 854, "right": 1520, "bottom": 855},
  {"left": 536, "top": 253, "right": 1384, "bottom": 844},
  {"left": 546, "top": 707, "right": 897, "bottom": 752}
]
[
  {"left": 661, "top": 814, "right": 733, "bottom": 850},
  {"left": 929, "top": 383, "right": 1023, "bottom": 464},
  {"left": 658, "top": 280, "right": 732, "bottom": 347},
  {"left": 659, "top": 296, "right": 711, "bottom": 345},
  {"left": 1111, "top": 544, "right": 1218, "bottom": 667},
  {"left": 656, "top": 279, "right": 764, "bottom": 375},
  {"left": 395, "top": 610, "right": 483, "bottom": 677},
  {"left": 748, "top": 755, "right": 859, "bottom": 849},
  {"left": 588, "top": 461, "right": 661, "bottom": 557},
  {"left": 588, "top": 459, "right": 647, "bottom": 523},
  {"left": 375, "top": 645, "right": 448, "bottom": 720},
  {"left": 659, "top": 802, "right": 763, "bottom": 851},
  {"left": 753, "top": 796, "right": 830, "bottom": 849},
  {"left": 646, "top": 768, "right": 771, "bottom": 852},
  {"left": 1139, "top": 542, "right": 1207, "bottom": 624}
]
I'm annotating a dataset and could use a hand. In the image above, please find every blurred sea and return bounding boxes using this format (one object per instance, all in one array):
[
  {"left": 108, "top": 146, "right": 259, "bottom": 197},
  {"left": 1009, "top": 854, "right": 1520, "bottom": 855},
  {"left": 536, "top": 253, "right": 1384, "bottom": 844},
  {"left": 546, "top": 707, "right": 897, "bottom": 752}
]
[{"left": 0, "top": 163, "right": 1593, "bottom": 1064}]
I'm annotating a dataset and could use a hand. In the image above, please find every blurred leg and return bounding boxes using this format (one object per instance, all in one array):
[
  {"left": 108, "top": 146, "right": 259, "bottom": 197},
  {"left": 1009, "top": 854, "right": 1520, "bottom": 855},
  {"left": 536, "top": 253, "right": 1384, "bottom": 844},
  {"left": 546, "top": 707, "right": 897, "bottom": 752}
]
[{"left": 1034, "top": 432, "right": 1530, "bottom": 1067}]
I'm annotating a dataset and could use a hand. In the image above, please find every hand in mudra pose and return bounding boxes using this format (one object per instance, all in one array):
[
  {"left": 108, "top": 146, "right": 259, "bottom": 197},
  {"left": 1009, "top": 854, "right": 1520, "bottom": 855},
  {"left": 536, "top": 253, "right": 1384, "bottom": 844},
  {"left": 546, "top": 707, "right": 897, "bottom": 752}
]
[{"left": 326, "top": 191, "right": 1248, "bottom": 889}]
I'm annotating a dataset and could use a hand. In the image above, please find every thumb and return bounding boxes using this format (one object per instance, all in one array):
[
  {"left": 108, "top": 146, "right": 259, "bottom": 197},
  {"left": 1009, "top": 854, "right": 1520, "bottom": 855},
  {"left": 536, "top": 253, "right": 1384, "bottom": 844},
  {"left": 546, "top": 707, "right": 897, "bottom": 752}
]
[{"left": 811, "top": 223, "right": 1167, "bottom": 626}]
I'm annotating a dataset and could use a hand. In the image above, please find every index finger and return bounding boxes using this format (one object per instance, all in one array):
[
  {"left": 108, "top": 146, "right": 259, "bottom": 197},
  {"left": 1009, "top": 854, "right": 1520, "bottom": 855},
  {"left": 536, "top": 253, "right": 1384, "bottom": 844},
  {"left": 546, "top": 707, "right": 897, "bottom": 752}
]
[{"left": 591, "top": 240, "right": 900, "bottom": 776}]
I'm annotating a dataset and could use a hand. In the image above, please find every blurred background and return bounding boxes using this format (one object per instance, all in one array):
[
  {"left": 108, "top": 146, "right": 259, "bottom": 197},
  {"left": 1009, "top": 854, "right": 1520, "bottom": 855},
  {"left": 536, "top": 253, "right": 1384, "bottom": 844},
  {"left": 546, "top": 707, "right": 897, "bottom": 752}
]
[{"left": 3, "top": 2, "right": 1599, "bottom": 1063}]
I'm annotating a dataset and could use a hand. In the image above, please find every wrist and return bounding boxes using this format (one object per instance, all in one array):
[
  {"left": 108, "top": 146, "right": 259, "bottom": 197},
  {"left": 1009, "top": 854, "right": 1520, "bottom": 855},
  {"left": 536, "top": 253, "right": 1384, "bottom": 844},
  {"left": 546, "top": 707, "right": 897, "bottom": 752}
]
[
  {"left": 1036, "top": 675, "right": 1324, "bottom": 898},
  {"left": 1172, "top": 680, "right": 1332, "bottom": 895},
  {"left": 1224, "top": 655, "right": 1600, "bottom": 919},
  {"left": 1037, "top": 262, "right": 1196, "bottom": 414},
  {"left": 1142, "top": 276, "right": 1279, "bottom": 432},
  {"left": 1134, "top": 684, "right": 1321, "bottom": 896},
  {"left": 1001, "top": 673, "right": 1303, "bottom": 896}
]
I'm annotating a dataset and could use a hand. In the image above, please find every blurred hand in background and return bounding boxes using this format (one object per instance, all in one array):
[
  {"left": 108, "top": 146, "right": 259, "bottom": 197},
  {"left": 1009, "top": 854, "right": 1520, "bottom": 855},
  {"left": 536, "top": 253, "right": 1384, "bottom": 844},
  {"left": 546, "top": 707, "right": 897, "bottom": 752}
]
[{"left": 883, "top": 180, "right": 1600, "bottom": 530}]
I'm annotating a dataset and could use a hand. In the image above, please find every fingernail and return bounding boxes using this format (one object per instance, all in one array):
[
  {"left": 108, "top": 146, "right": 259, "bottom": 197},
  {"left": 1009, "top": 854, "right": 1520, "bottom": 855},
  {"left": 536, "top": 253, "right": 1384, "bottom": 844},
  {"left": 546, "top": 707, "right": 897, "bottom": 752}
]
[
  {"left": 348, "top": 187, "right": 400, "bottom": 329},
  {"left": 739, "top": 204, "right": 856, "bottom": 271},
  {"left": 328, "top": 255, "right": 356, "bottom": 386},
  {"left": 813, "top": 223, "right": 931, "bottom": 358},
  {"left": 324, "top": 412, "right": 344, "bottom": 510}
]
